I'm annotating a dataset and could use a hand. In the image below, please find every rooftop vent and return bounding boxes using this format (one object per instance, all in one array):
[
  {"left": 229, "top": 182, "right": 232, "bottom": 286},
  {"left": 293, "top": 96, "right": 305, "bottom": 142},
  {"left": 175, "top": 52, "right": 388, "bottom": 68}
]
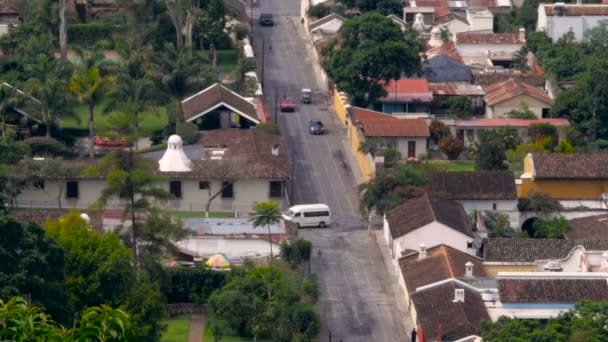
[{"left": 543, "top": 260, "right": 563, "bottom": 272}]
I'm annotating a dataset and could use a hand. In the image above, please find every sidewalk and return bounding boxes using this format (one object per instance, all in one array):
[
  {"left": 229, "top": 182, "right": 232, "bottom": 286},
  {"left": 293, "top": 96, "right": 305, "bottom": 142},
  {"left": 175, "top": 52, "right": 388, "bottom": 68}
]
[{"left": 189, "top": 314, "right": 204, "bottom": 342}]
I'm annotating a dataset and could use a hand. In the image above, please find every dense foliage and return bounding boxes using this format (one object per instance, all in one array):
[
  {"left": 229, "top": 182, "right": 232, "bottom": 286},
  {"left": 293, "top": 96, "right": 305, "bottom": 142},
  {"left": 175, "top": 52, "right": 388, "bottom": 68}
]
[
  {"left": 162, "top": 267, "right": 227, "bottom": 304},
  {"left": 438, "top": 136, "right": 464, "bottom": 160},
  {"left": 474, "top": 130, "right": 508, "bottom": 171}
]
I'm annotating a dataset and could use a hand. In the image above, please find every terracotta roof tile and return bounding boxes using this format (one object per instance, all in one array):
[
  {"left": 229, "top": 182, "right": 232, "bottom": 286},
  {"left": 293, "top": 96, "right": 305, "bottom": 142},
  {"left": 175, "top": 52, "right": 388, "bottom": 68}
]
[
  {"left": 408, "top": 0, "right": 450, "bottom": 17},
  {"left": 483, "top": 238, "right": 608, "bottom": 263},
  {"left": 0, "top": 0, "right": 18, "bottom": 15},
  {"left": 456, "top": 33, "right": 525, "bottom": 45},
  {"left": 426, "top": 41, "right": 463, "bottom": 62},
  {"left": 399, "top": 244, "right": 486, "bottom": 293},
  {"left": 430, "top": 171, "right": 517, "bottom": 200},
  {"left": 484, "top": 79, "right": 552, "bottom": 106},
  {"left": 454, "top": 118, "right": 569, "bottom": 128},
  {"left": 468, "top": 0, "right": 498, "bottom": 7},
  {"left": 531, "top": 153, "right": 608, "bottom": 179},
  {"left": 349, "top": 107, "right": 429, "bottom": 137},
  {"left": 381, "top": 79, "right": 433, "bottom": 102},
  {"left": 567, "top": 215, "right": 608, "bottom": 240},
  {"left": 545, "top": 5, "right": 608, "bottom": 16},
  {"left": 429, "top": 83, "right": 484, "bottom": 96},
  {"left": 385, "top": 193, "right": 473, "bottom": 239},
  {"left": 181, "top": 83, "right": 259, "bottom": 123},
  {"left": 308, "top": 13, "right": 346, "bottom": 32},
  {"left": 498, "top": 278, "right": 608, "bottom": 304},
  {"left": 411, "top": 282, "right": 490, "bottom": 341}
]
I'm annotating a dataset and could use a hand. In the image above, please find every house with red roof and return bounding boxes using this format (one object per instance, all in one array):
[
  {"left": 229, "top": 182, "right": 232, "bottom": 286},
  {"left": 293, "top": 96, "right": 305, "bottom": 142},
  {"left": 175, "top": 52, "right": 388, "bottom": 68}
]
[
  {"left": 483, "top": 78, "right": 553, "bottom": 119},
  {"left": 350, "top": 107, "right": 429, "bottom": 158},
  {"left": 374, "top": 79, "right": 433, "bottom": 115},
  {"left": 538, "top": 3, "right": 608, "bottom": 42},
  {"left": 455, "top": 30, "right": 526, "bottom": 66}
]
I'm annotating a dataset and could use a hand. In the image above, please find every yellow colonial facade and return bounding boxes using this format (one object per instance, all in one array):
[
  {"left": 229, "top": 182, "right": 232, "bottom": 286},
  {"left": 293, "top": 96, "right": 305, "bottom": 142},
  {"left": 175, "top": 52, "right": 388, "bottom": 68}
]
[
  {"left": 483, "top": 264, "right": 539, "bottom": 278},
  {"left": 517, "top": 153, "right": 608, "bottom": 199}
]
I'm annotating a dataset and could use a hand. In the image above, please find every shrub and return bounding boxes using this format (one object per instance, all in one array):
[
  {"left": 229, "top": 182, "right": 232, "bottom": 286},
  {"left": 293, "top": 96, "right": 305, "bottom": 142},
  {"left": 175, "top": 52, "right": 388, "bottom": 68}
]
[
  {"left": 280, "top": 239, "right": 312, "bottom": 267},
  {"left": 307, "top": 3, "right": 332, "bottom": 18},
  {"left": 382, "top": 148, "right": 400, "bottom": 168},
  {"left": 448, "top": 96, "right": 473, "bottom": 118},
  {"left": 506, "top": 105, "right": 537, "bottom": 119},
  {"left": 162, "top": 267, "right": 226, "bottom": 304},
  {"left": 532, "top": 216, "right": 568, "bottom": 238},
  {"left": 233, "top": 23, "right": 250, "bottom": 41},
  {"left": 517, "top": 192, "right": 563, "bottom": 212},
  {"left": 483, "top": 211, "right": 513, "bottom": 238},
  {"left": 439, "top": 136, "right": 464, "bottom": 160},
  {"left": 24, "top": 137, "right": 70, "bottom": 157},
  {"left": 67, "top": 23, "right": 116, "bottom": 47},
  {"left": 239, "top": 57, "right": 256, "bottom": 73},
  {"left": 429, "top": 119, "right": 450, "bottom": 144},
  {"left": 529, "top": 123, "right": 557, "bottom": 143},
  {"left": 556, "top": 140, "right": 576, "bottom": 153},
  {"left": 176, "top": 122, "right": 199, "bottom": 145}
]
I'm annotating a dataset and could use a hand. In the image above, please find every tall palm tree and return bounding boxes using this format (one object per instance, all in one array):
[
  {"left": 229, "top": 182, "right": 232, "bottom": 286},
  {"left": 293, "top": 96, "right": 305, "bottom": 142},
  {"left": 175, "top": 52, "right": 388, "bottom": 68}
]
[
  {"left": 25, "top": 77, "right": 75, "bottom": 137},
  {"left": 68, "top": 67, "right": 115, "bottom": 159},
  {"left": 250, "top": 201, "right": 283, "bottom": 267}
]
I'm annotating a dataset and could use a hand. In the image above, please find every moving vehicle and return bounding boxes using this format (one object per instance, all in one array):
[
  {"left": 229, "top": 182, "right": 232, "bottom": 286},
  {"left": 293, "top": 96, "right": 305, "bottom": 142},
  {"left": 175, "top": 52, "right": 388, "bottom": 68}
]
[
  {"left": 300, "top": 88, "right": 312, "bottom": 103},
  {"left": 279, "top": 96, "right": 296, "bottom": 112},
  {"left": 282, "top": 204, "right": 331, "bottom": 228},
  {"left": 309, "top": 120, "right": 324, "bottom": 135},
  {"left": 259, "top": 13, "right": 274, "bottom": 26}
]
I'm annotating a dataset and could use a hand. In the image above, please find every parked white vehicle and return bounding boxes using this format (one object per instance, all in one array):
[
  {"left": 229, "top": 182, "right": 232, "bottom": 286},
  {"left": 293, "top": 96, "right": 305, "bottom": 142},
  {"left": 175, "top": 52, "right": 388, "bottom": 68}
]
[{"left": 282, "top": 204, "right": 331, "bottom": 228}]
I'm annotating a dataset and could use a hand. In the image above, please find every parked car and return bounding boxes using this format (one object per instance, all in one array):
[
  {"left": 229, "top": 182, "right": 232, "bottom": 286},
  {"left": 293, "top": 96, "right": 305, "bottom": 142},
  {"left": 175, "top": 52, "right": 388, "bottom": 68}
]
[
  {"left": 301, "top": 88, "right": 312, "bottom": 103},
  {"left": 309, "top": 120, "right": 324, "bottom": 135},
  {"left": 279, "top": 96, "right": 296, "bottom": 112},
  {"left": 259, "top": 13, "right": 274, "bottom": 26}
]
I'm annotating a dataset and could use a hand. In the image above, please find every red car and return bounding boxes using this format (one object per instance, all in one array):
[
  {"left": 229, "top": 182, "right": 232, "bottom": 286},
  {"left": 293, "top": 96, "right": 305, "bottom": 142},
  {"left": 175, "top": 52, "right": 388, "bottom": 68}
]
[{"left": 279, "top": 96, "right": 296, "bottom": 112}]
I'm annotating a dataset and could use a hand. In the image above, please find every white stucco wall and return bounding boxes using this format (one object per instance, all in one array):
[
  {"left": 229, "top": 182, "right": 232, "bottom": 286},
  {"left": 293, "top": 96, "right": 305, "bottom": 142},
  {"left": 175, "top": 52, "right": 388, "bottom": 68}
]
[
  {"left": 538, "top": 7, "right": 608, "bottom": 42},
  {"left": 467, "top": 14, "right": 494, "bottom": 32},
  {"left": 15, "top": 178, "right": 286, "bottom": 213},
  {"left": 459, "top": 200, "right": 520, "bottom": 227},
  {"left": 397, "top": 137, "right": 428, "bottom": 158},
  {"left": 456, "top": 43, "right": 523, "bottom": 58},
  {"left": 486, "top": 94, "right": 551, "bottom": 118},
  {"left": 443, "top": 20, "right": 473, "bottom": 36},
  {"left": 391, "top": 222, "right": 476, "bottom": 258}
]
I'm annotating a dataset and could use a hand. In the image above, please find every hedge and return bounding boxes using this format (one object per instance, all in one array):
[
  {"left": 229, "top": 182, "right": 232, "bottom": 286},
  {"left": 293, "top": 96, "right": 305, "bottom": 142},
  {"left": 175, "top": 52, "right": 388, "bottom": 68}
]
[
  {"left": 67, "top": 23, "right": 122, "bottom": 47},
  {"left": 162, "top": 267, "right": 226, "bottom": 304}
]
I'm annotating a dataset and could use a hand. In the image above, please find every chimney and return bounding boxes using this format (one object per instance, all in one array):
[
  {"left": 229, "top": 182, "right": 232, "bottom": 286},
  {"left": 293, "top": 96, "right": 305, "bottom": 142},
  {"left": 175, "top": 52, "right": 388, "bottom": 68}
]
[
  {"left": 465, "top": 261, "right": 474, "bottom": 277},
  {"left": 519, "top": 27, "right": 526, "bottom": 43},
  {"left": 418, "top": 243, "right": 427, "bottom": 260},
  {"left": 271, "top": 144, "right": 279, "bottom": 156},
  {"left": 453, "top": 288, "right": 465, "bottom": 303}
]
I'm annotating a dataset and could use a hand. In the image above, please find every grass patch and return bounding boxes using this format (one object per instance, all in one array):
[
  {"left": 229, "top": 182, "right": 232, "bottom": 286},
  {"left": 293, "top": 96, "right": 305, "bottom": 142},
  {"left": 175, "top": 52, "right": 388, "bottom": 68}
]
[
  {"left": 215, "top": 50, "right": 238, "bottom": 73},
  {"left": 430, "top": 161, "right": 476, "bottom": 172},
  {"left": 137, "top": 144, "right": 167, "bottom": 154},
  {"left": 61, "top": 99, "right": 168, "bottom": 133},
  {"left": 170, "top": 211, "right": 236, "bottom": 218},
  {"left": 161, "top": 314, "right": 192, "bottom": 342},
  {"left": 203, "top": 316, "right": 270, "bottom": 342}
]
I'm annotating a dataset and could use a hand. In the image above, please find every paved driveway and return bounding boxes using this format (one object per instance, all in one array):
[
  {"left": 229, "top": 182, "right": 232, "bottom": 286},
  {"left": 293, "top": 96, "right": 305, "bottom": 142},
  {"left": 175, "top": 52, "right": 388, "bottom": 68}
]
[{"left": 251, "top": 2, "right": 413, "bottom": 340}]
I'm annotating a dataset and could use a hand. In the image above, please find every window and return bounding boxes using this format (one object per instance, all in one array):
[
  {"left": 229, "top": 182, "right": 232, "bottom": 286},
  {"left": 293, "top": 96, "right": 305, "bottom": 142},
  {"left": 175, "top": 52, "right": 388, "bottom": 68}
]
[
  {"left": 66, "top": 181, "right": 79, "bottom": 199},
  {"left": 467, "top": 241, "right": 474, "bottom": 249},
  {"left": 303, "top": 211, "right": 330, "bottom": 217},
  {"left": 170, "top": 181, "right": 182, "bottom": 198},
  {"left": 199, "top": 181, "right": 209, "bottom": 190},
  {"left": 542, "top": 108, "right": 550, "bottom": 118},
  {"left": 33, "top": 180, "right": 44, "bottom": 190},
  {"left": 222, "top": 182, "right": 233, "bottom": 198},
  {"left": 466, "top": 129, "right": 474, "bottom": 139},
  {"left": 456, "top": 129, "right": 465, "bottom": 140},
  {"left": 492, "top": 203, "right": 497, "bottom": 210},
  {"left": 386, "top": 141, "right": 397, "bottom": 149},
  {"left": 269, "top": 181, "right": 283, "bottom": 198}
]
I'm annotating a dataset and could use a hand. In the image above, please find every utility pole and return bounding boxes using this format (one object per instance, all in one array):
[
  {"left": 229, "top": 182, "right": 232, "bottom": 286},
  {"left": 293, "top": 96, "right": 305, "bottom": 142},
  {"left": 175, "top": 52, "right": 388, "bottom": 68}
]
[
  {"left": 274, "top": 88, "right": 279, "bottom": 124},
  {"left": 261, "top": 39, "right": 265, "bottom": 88},
  {"left": 250, "top": 0, "right": 254, "bottom": 43}
]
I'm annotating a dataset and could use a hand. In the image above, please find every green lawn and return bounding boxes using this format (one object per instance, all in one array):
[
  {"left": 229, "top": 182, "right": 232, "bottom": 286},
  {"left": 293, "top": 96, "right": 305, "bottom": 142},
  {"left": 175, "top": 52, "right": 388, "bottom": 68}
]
[
  {"left": 61, "top": 99, "right": 168, "bottom": 133},
  {"left": 429, "top": 161, "right": 476, "bottom": 172},
  {"left": 162, "top": 315, "right": 192, "bottom": 342},
  {"left": 204, "top": 50, "right": 238, "bottom": 73},
  {"left": 170, "top": 211, "right": 236, "bottom": 219}
]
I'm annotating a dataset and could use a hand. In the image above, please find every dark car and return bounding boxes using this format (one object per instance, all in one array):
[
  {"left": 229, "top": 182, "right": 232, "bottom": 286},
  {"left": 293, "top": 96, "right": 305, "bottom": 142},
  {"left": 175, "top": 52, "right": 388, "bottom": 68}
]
[
  {"left": 259, "top": 13, "right": 274, "bottom": 26},
  {"left": 309, "top": 120, "right": 324, "bottom": 135}
]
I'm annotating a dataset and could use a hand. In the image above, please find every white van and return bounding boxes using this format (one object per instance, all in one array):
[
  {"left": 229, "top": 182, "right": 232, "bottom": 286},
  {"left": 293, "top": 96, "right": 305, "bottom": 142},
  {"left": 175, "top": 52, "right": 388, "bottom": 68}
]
[{"left": 282, "top": 204, "right": 331, "bottom": 228}]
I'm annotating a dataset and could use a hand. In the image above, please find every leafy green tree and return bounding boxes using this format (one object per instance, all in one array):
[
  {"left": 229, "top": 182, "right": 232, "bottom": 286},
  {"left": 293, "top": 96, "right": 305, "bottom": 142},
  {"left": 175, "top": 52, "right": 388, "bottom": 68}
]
[
  {"left": 429, "top": 119, "right": 450, "bottom": 145},
  {"left": 336, "top": 0, "right": 402, "bottom": 15},
  {"left": 517, "top": 191, "right": 563, "bottom": 212},
  {"left": 250, "top": 201, "right": 283, "bottom": 267},
  {"left": 482, "top": 211, "right": 514, "bottom": 238},
  {"left": 448, "top": 95, "right": 473, "bottom": 118},
  {"left": 474, "top": 130, "right": 508, "bottom": 171},
  {"left": 162, "top": 266, "right": 226, "bottom": 304},
  {"left": 0, "top": 83, "right": 23, "bottom": 137},
  {"left": 280, "top": 239, "right": 313, "bottom": 268},
  {"left": 0, "top": 218, "right": 72, "bottom": 324},
  {"left": 123, "top": 275, "right": 167, "bottom": 342},
  {"left": 439, "top": 136, "right": 464, "bottom": 160},
  {"left": 532, "top": 216, "right": 568, "bottom": 238},
  {"left": 0, "top": 134, "right": 29, "bottom": 165},
  {"left": 556, "top": 140, "right": 576, "bottom": 153},
  {"left": 68, "top": 66, "right": 115, "bottom": 159},
  {"left": 324, "top": 12, "right": 423, "bottom": 106}
]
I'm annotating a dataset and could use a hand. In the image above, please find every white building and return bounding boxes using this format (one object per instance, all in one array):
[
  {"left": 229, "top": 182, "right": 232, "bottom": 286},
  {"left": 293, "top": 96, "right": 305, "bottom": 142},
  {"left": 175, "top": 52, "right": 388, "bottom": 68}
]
[
  {"left": 455, "top": 30, "right": 526, "bottom": 66},
  {"left": 308, "top": 13, "right": 346, "bottom": 41},
  {"left": 435, "top": 9, "right": 494, "bottom": 36},
  {"left": 537, "top": 3, "right": 608, "bottom": 42}
]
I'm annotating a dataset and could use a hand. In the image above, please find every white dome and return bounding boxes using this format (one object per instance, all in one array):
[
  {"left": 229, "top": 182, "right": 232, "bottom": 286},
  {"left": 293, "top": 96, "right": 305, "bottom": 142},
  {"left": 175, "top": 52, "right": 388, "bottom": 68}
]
[
  {"left": 431, "top": 26, "right": 441, "bottom": 34},
  {"left": 168, "top": 135, "right": 183, "bottom": 145}
]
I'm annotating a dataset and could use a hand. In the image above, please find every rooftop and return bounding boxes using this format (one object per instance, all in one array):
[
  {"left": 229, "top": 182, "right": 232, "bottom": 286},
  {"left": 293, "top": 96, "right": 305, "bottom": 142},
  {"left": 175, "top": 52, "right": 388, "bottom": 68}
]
[
  {"left": 183, "top": 218, "right": 286, "bottom": 235},
  {"left": 567, "top": 215, "right": 608, "bottom": 240},
  {"left": 429, "top": 83, "right": 484, "bottom": 97},
  {"left": 385, "top": 193, "right": 473, "bottom": 239},
  {"left": 545, "top": 4, "right": 608, "bottom": 16},
  {"left": 181, "top": 83, "right": 260, "bottom": 124},
  {"left": 399, "top": 244, "right": 486, "bottom": 293},
  {"left": 484, "top": 79, "right": 552, "bottom": 106},
  {"left": 411, "top": 282, "right": 490, "bottom": 341},
  {"left": 349, "top": 107, "right": 430, "bottom": 137},
  {"left": 0, "top": 0, "right": 18, "bottom": 15},
  {"left": 429, "top": 171, "right": 517, "bottom": 200},
  {"left": 423, "top": 55, "right": 472, "bottom": 83},
  {"left": 456, "top": 33, "right": 525, "bottom": 45},
  {"left": 426, "top": 41, "right": 464, "bottom": 63},
  {"left": 381, "top": 79, "right": 433, "bottom": 103},
  {"left": 498, "top": 278, "right": 608, "bottom": 304},
  {"left": 483, "top": 238, "right": 608, "bottom": 263},
  {"left": 454, "top": 118, "right": 569, "bottom": 128},
  {"left": 308, "top": 13, "right": 346, "bottom": 32},
  {"left": 530, "top": 153, "right": 608, "bottom": 179}
]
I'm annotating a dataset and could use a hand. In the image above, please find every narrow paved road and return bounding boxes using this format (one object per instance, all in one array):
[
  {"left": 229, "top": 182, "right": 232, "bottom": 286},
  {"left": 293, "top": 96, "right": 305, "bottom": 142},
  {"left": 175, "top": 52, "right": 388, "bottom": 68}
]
[{"left": 251, "top": 1, "right": 412, "bottom": 341}]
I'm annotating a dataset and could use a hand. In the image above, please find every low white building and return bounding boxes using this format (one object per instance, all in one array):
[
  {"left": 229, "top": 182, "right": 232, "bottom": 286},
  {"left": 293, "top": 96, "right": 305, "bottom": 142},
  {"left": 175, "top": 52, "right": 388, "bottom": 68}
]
[
  {"left": 537, "top": 3, "right": 608, "bottom": 42},
  {"left": 308, "top": 13, "right": 346, "bottom": 41},
  {"left": 455, "top": 30, "right": 526, "bottom": 66},
  {"left": 435, "top": 9, "right": 494, "bottom": 36},
  {"left": 383, "top": 193, "right": 477, "bottom": 264}
]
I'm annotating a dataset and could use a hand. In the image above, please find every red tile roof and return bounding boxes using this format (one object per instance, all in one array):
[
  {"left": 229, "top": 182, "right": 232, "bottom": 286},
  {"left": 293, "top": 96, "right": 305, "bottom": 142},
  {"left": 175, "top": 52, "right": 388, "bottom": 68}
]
[
  {"left": 456, "top": 33, "right": 525, "bottom": 45},
  {"left": 349, "top": 107, "right": 429, "bottom": 137},
  {"left": 429, "top": 84, "right": 484, "bottom": 96},
  {"left": 468, "top": 0, "right": 498, "bottom": 7},
  {"left": 409, "top": 0, "right": 450, "bottom": 17},
  {"left": 399, "top": 244, "right": 486, "bottom": 293},
  {"left": 567, "top": 215, "right": 608, "bottom": 240},
  {"left": 545, "top": 5, "right": 608, "bottom": 16},
  {"left": 426, "top": 41, "right": 463, "bottom": 62},
  {"left": 498, "top": 278, "right": 608, "bottom": 304},
  {"left": 381, "top": 79, "right": 433, "bottom": 102},
  {"left": 484, "top": 79, "right": 553, "bottom": 106},
  {"left": 454, "top": 118, "right": 569, "bottom": 128},
  {"left": 531, "top": 153, "right": 608, "bottom": 179}
]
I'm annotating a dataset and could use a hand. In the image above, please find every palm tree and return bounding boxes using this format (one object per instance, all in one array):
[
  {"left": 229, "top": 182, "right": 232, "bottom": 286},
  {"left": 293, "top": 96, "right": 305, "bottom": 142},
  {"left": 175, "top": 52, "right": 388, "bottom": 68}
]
[
  {"left": 25, "top": 77, "right": 75, "bottom": 137},
  {"left": 0, "top": 83, "right": 21, "bottom": 137},
  {"left": 250, "top": 201, "right": 283, "bottom": 266},
  {"left": 68, "top": 67, "right": 115, "bottom": 159}
]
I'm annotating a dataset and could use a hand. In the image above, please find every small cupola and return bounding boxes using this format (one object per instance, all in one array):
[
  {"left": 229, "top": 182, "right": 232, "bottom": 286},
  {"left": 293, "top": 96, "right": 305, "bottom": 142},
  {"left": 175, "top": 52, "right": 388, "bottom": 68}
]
[{"left": 159, "top": 135, "right": 192, "bottom": 172}]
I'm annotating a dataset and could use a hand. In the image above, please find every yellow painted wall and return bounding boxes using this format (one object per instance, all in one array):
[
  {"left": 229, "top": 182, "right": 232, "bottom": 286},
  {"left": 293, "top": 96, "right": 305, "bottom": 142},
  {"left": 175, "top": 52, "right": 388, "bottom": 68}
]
[
  {"left": 332, "top": 89, "right": 374, "bottom": 181},
  {"left": 484, "top": 265, "right": 539, "bottom": 278}
]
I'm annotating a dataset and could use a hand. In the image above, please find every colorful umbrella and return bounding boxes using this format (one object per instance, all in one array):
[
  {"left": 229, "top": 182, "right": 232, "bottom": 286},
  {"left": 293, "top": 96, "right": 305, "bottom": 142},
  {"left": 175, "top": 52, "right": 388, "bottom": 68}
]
[{"left": 206, "top": 254, "right": 232, "bottom": 269}]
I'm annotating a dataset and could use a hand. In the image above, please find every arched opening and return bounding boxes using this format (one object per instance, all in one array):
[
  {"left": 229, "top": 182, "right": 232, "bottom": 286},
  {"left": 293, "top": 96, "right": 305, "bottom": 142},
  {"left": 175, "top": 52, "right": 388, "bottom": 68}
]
[{"left": 521, "top": 217, "right": 538, "bottom": 237}]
